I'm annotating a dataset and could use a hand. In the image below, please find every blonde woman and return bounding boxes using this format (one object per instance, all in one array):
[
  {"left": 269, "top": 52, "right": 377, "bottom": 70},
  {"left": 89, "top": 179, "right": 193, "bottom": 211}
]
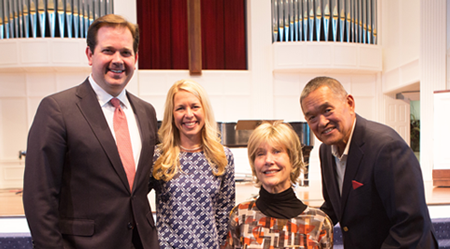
[
  {"left": 151, "top": 79, "right": 235, "bottom": 248},
  {"left": 222, "top": 121, "right": 333, "bottom": 249}
]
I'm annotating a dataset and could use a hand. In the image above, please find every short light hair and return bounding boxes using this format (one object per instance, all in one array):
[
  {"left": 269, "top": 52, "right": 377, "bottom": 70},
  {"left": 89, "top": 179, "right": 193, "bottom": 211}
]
[
  {"left": 300, "top": 76, "right": 348, "bottom": 105},
  {"left": 87, "top": 14, "right": 140, "bottom": 54},
  {"left": 247, "top": 121, "right": 306, "bottom": 187},
  {"left": 153, "top": 79, "right": 227, "bottom": 181}
]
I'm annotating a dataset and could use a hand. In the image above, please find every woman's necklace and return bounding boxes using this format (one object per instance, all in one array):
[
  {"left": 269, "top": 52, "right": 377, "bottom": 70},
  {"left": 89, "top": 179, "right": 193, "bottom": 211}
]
[{"left": 179, "top": 145, "right": 203, "bottom": 152}]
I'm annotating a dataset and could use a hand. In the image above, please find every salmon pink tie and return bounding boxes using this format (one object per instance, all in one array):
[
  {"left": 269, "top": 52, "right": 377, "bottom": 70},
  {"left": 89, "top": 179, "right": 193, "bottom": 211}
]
[{"left": 111, "top": 98, "right": 135, "bottom": 191}]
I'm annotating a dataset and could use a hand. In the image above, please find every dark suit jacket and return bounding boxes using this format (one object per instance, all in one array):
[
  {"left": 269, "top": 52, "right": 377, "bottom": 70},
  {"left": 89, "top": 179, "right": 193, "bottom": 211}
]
[
  {"left": 319, "top": 114, "right": 438, "bottom": 249},
  {"left": 23, "top": 79, "right": 160, "bottom": 249}
]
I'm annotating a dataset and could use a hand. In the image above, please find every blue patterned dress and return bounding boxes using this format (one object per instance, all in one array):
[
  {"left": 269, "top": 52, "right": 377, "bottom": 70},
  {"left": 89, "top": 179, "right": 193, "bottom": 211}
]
[{"left": 151, "top": 147, "right": 236, "bottom": 249}]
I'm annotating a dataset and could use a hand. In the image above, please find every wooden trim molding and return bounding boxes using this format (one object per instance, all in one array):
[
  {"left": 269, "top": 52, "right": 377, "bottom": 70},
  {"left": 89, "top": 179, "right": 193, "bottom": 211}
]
[{"left": 188, "top": 0, "right": 202, "bottom": 75}]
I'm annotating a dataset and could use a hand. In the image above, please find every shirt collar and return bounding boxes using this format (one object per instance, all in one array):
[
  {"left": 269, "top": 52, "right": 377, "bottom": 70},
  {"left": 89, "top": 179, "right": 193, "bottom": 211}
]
[
  {"left": 88, "top": 75, "right": 130, "bottom": 109},
  {"left": 331, "top": 118, "right": 357, "bottom": 160}
]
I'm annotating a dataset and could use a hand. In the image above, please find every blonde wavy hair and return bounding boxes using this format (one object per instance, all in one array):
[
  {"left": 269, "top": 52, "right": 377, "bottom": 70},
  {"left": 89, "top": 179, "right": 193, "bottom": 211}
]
[
  {"left": 153, "top": 79, "right": 227, "bottom": 181},
  {"left": 247, "top": 121, "right": 306, "bottom": 187}
]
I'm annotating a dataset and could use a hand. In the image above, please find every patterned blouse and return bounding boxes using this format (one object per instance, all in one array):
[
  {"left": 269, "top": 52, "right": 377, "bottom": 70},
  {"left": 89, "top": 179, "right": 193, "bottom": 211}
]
[
  {"left": 151, "top": 147, "right": 235, "bottom": 249},
  {"left": 222, "top": 200, "right": 333, "bottom": 249}
]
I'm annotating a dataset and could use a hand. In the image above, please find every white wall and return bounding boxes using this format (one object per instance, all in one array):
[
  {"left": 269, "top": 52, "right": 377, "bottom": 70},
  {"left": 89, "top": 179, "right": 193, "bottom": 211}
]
[
  {"left": 134, "top": 1, "right": 382, "bottom": 182},
  {"left": 420, "top": 0, "right": 447, "bottom": 181},
  {"left": 381, "top": 0, "right": 421, "bottom": 94},
  {"left": 0, "top": 39, "right": 91, "bottom": 188},
  {"left": 0, "top": 0, "right": 434, "bottom": 189}
]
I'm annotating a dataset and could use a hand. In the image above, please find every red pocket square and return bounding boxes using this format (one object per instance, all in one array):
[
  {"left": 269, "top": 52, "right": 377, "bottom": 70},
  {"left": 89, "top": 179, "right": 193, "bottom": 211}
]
[{"left": 352, "top": 180, "right": 364, "bottom": 190}]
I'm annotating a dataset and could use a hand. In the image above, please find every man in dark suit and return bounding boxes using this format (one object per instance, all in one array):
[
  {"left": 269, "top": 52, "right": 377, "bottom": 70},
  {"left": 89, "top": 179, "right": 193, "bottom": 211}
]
[
  {"left": 300, "top": 76, "right": 438, "bottom": 248},
  {"left": 23, "top": 14, "right": 160, "bottom": 249}
]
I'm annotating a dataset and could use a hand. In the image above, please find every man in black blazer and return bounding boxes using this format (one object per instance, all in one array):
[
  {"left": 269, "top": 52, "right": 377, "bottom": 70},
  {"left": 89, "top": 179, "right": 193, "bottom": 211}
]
[
  {"left": 23, "top": 14, "right": 160, "bottom": 249},
  {"left": 300, "top": 76, "right": 438, "bottom": 248}
]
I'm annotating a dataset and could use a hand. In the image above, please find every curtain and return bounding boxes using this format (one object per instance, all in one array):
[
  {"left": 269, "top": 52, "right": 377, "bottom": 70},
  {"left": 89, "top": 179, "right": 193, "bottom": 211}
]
[{"left": 137, "top": 0, "right": 246, "bottom": 70}]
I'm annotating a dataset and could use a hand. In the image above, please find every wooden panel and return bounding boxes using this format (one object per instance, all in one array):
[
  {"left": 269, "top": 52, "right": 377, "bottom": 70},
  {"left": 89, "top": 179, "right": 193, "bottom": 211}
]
[
  {"left": 188, "top": 0, "right": 202, "bottom": 75},
  {"left": 433, "top": 169, "right": 450, "bottom": 178},
  {"left": 433, "top": 180, "right": 450, "bottom": 187},
  {"left": 433, "top": 169, "right": 450, "bottom": 187}
]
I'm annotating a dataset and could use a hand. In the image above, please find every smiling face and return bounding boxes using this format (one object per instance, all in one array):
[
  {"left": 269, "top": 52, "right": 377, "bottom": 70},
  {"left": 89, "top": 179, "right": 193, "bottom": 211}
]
[
  {"left": 86, "top": 25, "right": 137, "bottom": 96},
  {"left": 301, "top": 85, "right": 356, "bottom": 155},
  {"left": 173, "top": 90, "right": 205, "bottom": 144},
  {"left": 253, "top": 142, "right": 292, "bottom": 194}
]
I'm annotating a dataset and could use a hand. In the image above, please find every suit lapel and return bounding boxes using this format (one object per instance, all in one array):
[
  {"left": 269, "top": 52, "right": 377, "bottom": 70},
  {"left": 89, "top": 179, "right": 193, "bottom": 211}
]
[
  {"left": 323, "top": 145, "right": 343, "bottom": 219},
  {"left": 340, "top": 115, "right": 365, "bottom": 215},
  {"left": 75, "top": 80, "right": 131, "bottom": 192}
]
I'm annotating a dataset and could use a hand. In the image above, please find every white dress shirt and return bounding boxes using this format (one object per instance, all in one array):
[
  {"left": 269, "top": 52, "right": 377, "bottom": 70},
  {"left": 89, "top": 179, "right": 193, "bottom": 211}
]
[
  {"left": 331, "top": 119, "right": 356, "bottom": 196},
  {"left": 88, "top": 75, "right": 142, "bottom": 170}
]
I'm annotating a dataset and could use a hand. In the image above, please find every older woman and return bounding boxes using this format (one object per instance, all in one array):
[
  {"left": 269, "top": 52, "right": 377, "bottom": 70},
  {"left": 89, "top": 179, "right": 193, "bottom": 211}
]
[
  {"left": 222, "top": 121, "right": 333, "bottom": 249},
  {"left": 151, "top": 79, "right": 235, "bottom": 248}
]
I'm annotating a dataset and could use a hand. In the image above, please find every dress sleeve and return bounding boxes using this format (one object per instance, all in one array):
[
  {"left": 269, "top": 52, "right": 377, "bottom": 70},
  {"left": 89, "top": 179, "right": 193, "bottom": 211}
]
[
  {"left": 318, "top": 212, "right": 334, "bottom": 249},
  {"left": 148, "top": 146, "right": 160, "bottom": 191},
  {"left": 221, "top": 205, "right": 240, "bottom": 249},
  {"left": 216, "top": 148, "right": 236, "bottom": 246}
]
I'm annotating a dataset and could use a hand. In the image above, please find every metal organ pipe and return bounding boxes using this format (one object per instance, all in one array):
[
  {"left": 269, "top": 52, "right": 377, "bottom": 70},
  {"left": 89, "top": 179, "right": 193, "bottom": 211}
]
[
  {"left": 271, "top": 0, "right": 377, "bottom": 44},
  {"left": 0, "top": 0, "right": 113, "bottom": 39}
]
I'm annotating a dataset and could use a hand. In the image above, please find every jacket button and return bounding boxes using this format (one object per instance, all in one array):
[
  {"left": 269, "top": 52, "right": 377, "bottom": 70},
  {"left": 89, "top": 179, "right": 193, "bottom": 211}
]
[
  {"left": 343, "top": 226, "right": 349, "bottom": 232},
  {"left": 128, "top": 222, "right": 134, "bottom": 229}
]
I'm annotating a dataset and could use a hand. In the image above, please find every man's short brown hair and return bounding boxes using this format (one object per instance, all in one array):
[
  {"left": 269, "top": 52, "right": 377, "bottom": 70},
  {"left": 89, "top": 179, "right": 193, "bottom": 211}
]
[{"left": 86, "top": 14, "right": 140, "bottom": 54}]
